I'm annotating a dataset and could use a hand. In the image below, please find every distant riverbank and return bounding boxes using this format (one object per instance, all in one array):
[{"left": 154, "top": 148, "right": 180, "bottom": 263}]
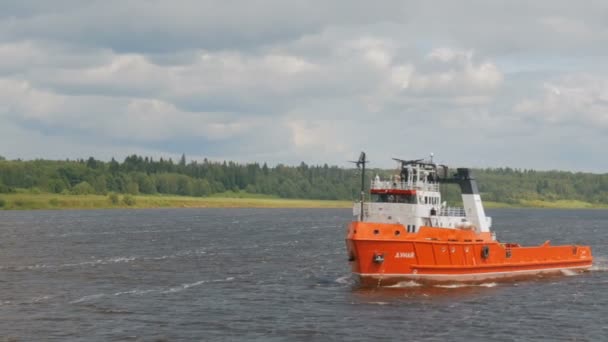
[
  {"left": 0, "top": 193, "right": 607, "bottom": 210},
  {"left": 484, "top": 200, "right": 608, "bottom": 209},
  {"left": 0, "top": 193, "right": 352, "bottom": 210}
]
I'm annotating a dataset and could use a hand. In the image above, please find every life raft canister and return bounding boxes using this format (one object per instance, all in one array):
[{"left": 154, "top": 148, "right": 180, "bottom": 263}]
[{"left": 481, "top": 245, "right": 490, "bottom": 259}]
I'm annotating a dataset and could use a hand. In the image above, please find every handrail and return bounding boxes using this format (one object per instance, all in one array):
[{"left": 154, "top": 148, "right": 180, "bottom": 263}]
[
  {"left": 438, "top": 207, "right": 466, "bottom": 217},
  {"left": 370, "top": 180, "right": 439, "bottom": 192}
]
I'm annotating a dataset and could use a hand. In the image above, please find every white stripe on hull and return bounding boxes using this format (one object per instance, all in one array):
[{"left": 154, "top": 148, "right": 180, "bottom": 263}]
[{"left": 355, "top": 265, "right": 591, "bottom": 282}]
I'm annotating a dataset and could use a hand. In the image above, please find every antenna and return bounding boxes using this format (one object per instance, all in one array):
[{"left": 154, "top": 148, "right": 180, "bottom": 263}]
[
  {"left": 349, "top": 152, "right": 368, "bottom": 168},
  {"left": 392, "top": 158, "right": 423, "bottom": 165}
]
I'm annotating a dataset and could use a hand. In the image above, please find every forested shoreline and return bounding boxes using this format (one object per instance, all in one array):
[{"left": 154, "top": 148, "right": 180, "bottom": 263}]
[{"left": 0, "top": 154, "right": 607, "bottom": 206}]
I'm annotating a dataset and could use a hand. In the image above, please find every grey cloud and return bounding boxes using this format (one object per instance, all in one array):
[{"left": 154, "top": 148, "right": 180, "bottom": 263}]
[
  {"left": 0, "top": 1, "right": 83, "bottom": 18},
  {"left": 1, "top": 1, "right": 608, "bottom": 171},
  {"left": 0, "top": 1, "right": 410, "bottom": 52},
  {"left": 3, "top": 1, "right": 607, "bottom": 56}
]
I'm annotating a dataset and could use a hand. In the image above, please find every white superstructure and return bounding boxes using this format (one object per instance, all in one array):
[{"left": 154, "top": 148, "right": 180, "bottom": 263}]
[{"left": 353, "top": 158, "right": 492, "bottom": 235}]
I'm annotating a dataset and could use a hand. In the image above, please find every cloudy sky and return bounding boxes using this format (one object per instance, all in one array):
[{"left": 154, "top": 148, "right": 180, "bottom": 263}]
[{"left": 1, "top": 1, "right": 608, "bottom": 171}]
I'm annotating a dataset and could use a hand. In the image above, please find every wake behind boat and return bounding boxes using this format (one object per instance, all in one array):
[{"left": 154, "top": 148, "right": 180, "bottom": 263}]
[{"left": 345, "top": 153, "right": 593, "bottom": 286}]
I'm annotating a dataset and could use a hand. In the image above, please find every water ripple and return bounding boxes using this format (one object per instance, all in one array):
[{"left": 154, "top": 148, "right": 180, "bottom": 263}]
[
  {"left": 0, "top": 208, "right": 606, "bottom": 340},
  {"left": 70, "top": 277, "right": 236, "bottom": 304}
]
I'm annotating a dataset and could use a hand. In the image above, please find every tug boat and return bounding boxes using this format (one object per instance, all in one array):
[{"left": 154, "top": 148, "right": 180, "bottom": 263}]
[{"left": 346, "top": 153, "right": 593, "bottom": 286}]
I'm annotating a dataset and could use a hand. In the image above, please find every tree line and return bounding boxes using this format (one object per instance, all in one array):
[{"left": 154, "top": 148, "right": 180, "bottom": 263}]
[
  {"left": 0, "top": 155, "right": 360, "bottom": 200},
  {"left": 0, "top": 155, "right": 607, "bottom": 204}
]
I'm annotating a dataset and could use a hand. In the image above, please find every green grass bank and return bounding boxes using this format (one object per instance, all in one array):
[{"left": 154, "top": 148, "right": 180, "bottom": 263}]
[
  {"left": 1, "top": 192, "right": 607, "bottom": 210},
  {"left": 0, "top": 193, "right": 352, "bottom": 210}
]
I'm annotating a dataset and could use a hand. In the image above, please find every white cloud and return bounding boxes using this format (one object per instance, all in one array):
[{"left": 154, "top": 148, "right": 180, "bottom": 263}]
[
  {"left": 427, "top": 48, "right": 462, "bottom": 63},
  {"left": 287, "top": 119, "right": 348, "bottom": 154},
  {"left": 119, "top": 98, "right": 253, "bottom": 141},
  {"left": 411, "top": 48, "right": 503, "bottom": 92},
  {"left": 0, "top": 77, "right": 264, "bottom": 145},
  {"left": 515, "top": 74, "right": 608, "bottom": 128},
  {"left": 0, "top": 79, "right": 66, "bottom": 120}
]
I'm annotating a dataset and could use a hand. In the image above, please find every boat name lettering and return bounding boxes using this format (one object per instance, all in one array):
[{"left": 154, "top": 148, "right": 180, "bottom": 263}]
[{"left": 395, "top": 252, "right": 415, "bottom": 259}]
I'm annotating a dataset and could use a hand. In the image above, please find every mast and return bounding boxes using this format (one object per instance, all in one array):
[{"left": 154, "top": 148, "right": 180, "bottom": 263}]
[{"left": 352, "top": 152, "right": 368, "bottom": 221}]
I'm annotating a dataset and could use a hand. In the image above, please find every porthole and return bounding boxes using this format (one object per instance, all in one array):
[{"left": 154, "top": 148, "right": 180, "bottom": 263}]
[
  {"left": 373, "top": 229, "right": 379, "bottom": 235},
  {"left": 395, "top": 230, "right": 401, "bottom": 236}
]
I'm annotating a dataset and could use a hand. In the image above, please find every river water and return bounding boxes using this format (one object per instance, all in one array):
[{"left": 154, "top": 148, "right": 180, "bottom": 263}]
[{"left": 0, "top": 208, "right": 606, "bottom": 341}]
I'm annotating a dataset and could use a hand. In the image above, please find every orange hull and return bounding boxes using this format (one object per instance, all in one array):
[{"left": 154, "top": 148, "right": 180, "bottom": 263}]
[{"left": 346, "top": 222, "right": 593, "bottom": 286}]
